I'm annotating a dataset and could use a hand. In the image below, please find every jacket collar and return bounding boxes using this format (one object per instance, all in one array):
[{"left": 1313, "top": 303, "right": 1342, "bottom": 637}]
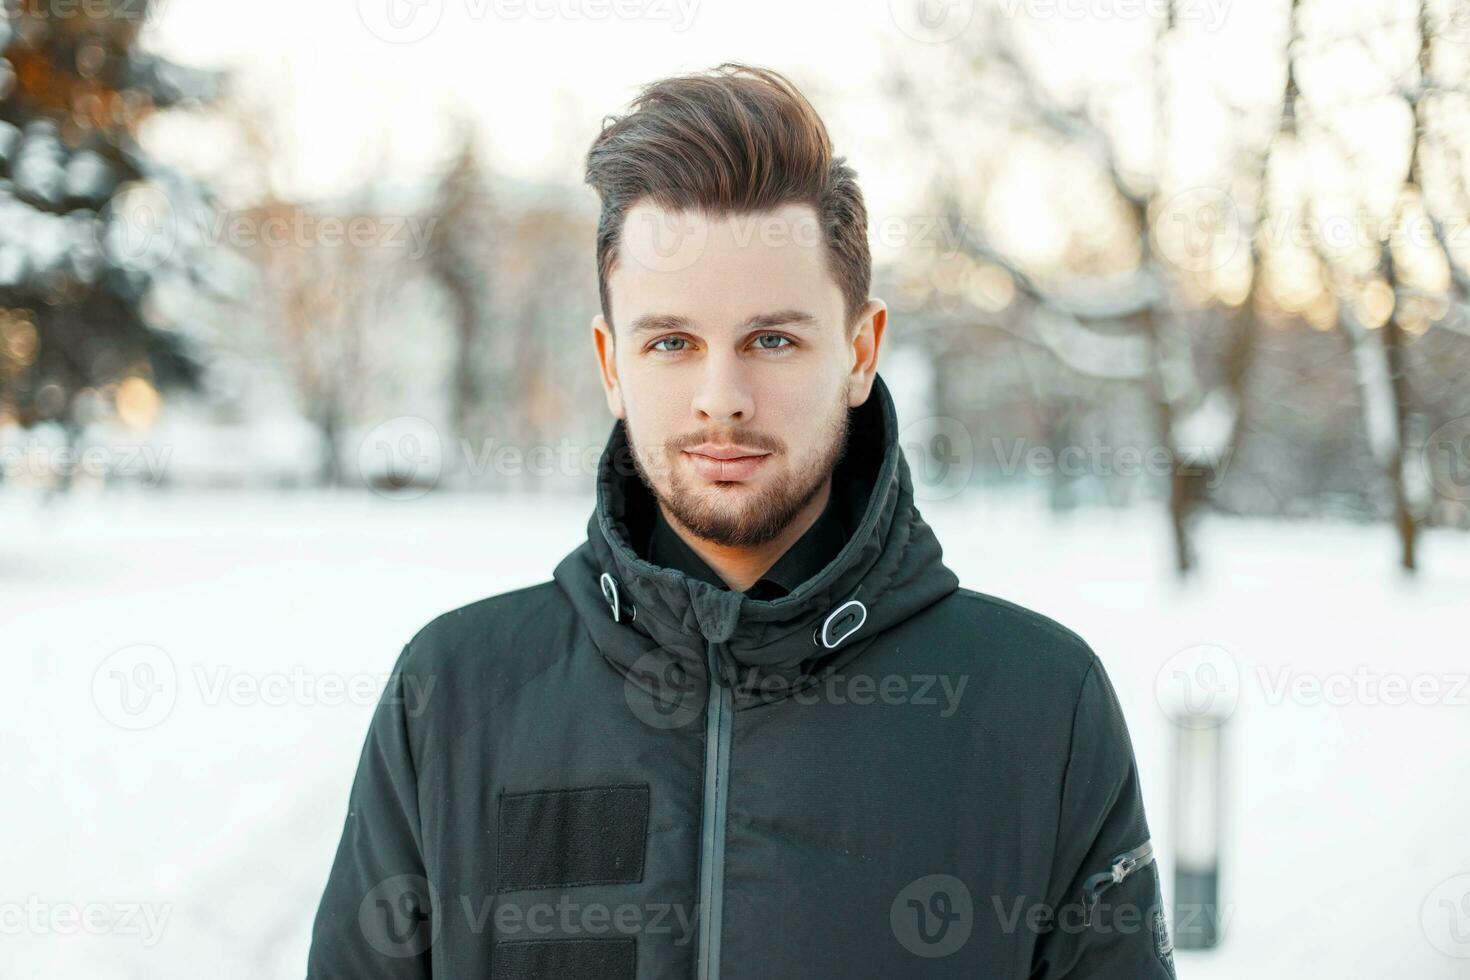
[
  {"left": 644, "top": 484, "right": 847, "bottom": 598},
  {"left": 553, "top": 372, "right": 960, "bottom": 704}
]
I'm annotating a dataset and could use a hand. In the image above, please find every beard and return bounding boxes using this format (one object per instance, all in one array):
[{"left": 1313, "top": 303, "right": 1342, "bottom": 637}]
[{"left": 629, "top": 386, "right": 852, "bottom": 549}]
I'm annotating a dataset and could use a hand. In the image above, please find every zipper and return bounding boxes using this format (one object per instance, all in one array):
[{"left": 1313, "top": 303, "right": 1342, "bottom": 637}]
[
  {"left": 696, "top": 640, "right": 733, "bottom": 980},
  {"left": 1081, "top": 840, "right": 1155, "bottom": 927}
]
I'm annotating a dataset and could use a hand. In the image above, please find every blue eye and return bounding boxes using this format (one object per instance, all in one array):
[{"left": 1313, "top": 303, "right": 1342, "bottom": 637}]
[
  {"left": 754, "top": 333, "right": 792, "bottom": 350},
  {"left": 651, "top": 336, "right": 690, "bottom": 353}
]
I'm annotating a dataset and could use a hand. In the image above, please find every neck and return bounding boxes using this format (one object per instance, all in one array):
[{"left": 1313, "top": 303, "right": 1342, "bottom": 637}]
[{"left": 659, "top": 476, "right": 833, "bottom": 593}]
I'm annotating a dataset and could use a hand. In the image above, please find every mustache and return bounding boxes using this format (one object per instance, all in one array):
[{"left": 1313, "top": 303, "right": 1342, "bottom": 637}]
[{"left": 666, "top": 431, "right": 786, "bottom": 455}]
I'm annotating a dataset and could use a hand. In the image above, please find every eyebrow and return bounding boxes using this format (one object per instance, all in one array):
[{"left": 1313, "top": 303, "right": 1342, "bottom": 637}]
[{"left": 627, "top": 309, "right": 820, "bottom": 336}]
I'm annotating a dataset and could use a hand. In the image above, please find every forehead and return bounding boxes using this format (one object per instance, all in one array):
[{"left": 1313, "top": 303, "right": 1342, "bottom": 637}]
[{"left": 608, "top": 200, "right": 843, "bottom": 330}]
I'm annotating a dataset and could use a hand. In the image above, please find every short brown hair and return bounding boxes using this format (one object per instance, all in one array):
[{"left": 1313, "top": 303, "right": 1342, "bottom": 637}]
[{"left": 583, "top": 63, "right": 870, "bottom": 335}]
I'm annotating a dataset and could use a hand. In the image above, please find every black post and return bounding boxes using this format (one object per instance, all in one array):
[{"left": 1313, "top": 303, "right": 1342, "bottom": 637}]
[{"left": 1171, "top": 713, "right": 1224, "bottom": 949}]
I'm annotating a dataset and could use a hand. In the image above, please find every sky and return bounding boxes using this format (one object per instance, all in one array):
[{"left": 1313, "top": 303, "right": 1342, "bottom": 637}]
[
  {"left": 138, "top": 0, "right": 925, "bottom": 221},
  {"left": 130, "top": 0, "right": 1453, "bottom": 283},
  {"left": 130, "top": 0, "right": 1262, "bottom": 273}
]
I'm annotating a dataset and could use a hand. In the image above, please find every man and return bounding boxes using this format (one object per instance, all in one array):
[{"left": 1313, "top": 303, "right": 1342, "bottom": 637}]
[{"left": 308, "top": 63, "right": 1176, "bottom": 979}]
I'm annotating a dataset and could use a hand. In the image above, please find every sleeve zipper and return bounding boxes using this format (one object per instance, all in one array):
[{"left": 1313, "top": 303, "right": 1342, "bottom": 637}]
[{"left": 1081, "top": 840, "right": 1155, "bottom": 927}]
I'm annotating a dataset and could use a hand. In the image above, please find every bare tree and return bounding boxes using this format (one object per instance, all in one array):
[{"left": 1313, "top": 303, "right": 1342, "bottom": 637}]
[
  {"left": 888, "top": 0, "right": 1275, "bottom": 574},
  {"left": 1296, "top": 0, "right": 1470, "bottom": 570},
  {"left": 225, "top": 84, "right": 409, "bottom": 486},
  {"left": 425, "top": 117, "right": 497, "bottom": 453},
  {"left": 886, "top": 0, "right": 1470, "bottom": 574}
]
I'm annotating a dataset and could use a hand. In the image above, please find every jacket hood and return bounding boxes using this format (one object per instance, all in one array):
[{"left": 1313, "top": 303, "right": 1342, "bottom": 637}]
[{"left": 552, "top": 372, "right": 960, "bottom": 705}]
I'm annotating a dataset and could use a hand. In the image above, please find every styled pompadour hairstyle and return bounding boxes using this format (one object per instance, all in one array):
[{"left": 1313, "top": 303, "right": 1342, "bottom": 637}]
[{"left": 583, "top": 63, "right": 871, "bottom": 335}]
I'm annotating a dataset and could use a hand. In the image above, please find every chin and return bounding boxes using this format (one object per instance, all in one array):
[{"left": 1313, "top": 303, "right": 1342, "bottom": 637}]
[{"left": 674, "top": 479, "right": 777, "bottom": 526}]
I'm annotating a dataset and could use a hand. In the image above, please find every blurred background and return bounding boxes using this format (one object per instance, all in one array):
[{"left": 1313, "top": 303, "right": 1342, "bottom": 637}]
[{"left": 2, "top": 0, "right": 1469, "bottom": 975}]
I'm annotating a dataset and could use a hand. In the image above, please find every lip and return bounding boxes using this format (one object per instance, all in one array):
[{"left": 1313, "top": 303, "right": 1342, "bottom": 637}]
[
  {"left": 687, "top": 444, "right": 769, "bottom": 460},
  {"left": 682, "top": 447, "right": 771, "bottom": 482}
]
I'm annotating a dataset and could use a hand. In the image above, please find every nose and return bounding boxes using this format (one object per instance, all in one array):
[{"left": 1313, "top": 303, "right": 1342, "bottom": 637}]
[{"left": 690, "top": 355, "right": 755, "bottom": 425}]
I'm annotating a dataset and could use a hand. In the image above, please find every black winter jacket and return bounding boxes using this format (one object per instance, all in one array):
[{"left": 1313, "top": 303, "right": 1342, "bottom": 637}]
[{"left": 307, "top": 373, "right": 1178, "bottom": 979}]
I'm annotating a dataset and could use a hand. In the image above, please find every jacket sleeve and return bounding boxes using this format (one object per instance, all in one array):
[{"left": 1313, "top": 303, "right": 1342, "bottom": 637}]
[
  {"left": 1030, "top": 655, "right": 1177, "bottom": 979},
  {"left": 307, "top": 644, "right": 436, "bottom": 978}
]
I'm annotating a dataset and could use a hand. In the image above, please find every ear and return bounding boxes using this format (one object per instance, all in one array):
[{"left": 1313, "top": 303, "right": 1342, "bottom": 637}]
[
  {"left": 591, "top": 314, "right": 626, "bottom": 419},
  {"left": 846, "top": 298, "right": 886, "bottom": 406}
]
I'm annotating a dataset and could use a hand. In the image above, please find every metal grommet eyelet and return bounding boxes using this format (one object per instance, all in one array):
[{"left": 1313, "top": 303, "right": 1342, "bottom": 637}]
[
  {"left": 599, "top": 572, "right": 622, "bottom": 622},
  {"left": 818, "top": 599, "right": 867, "bottom": 650}
]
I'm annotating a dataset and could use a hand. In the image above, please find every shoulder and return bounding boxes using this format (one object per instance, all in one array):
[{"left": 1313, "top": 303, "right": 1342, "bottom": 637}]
[
  {"left": 939, "top": 586, "right": 1097, "bottom": 664},
  {"left": 396, "top": 579, "right": 575, "bottom": 680},
  {"left": 918, "top": 585, "right": 1103, "bottom": 699},
  {"left": 382, "top": 581, "right": 580, "bottom": 754},
  {"left": 911, "top": 588, "right": 1140, "bottom": 773}
]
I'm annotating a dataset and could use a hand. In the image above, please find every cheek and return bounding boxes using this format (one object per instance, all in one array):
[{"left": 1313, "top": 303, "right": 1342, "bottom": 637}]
[
  {"left": 621, "top": 364, "right": 689, "bottom": 416},
  {"left": 772, "top": 382, "right": 840, "bottom": 425},
  {"left": 623, "top": 398, "right": 682, "bottom": 461}
]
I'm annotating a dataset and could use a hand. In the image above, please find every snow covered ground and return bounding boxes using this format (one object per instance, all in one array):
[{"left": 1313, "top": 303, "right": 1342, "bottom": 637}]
[{"left": 2, "top": 488, "right": 1467, "bottom": 978}]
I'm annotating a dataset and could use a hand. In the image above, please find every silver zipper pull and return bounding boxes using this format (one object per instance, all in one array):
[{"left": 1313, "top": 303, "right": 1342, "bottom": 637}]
[
  {"left": 1112, "top": 841, "right": 1154, "bottom": 882},
  {"left": 1081, "top": 840, "right": 1156, "bottom": 927}
]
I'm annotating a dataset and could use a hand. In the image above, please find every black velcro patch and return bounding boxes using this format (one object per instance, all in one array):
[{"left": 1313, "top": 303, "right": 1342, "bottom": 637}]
[
  {"left": 497, "top": 783, "right": 650, "bottom": 893},
  {"left": 492, "top": 937, "right": 636, "bottom": 980},
  {"left": 1153, "top": 906, "right": 1177, "bottom": 977}
]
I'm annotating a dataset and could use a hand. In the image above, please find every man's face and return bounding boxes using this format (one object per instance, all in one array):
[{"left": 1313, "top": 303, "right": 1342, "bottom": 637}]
[{"left": 593, "top": 201, "right": 882, "bottom": 548}]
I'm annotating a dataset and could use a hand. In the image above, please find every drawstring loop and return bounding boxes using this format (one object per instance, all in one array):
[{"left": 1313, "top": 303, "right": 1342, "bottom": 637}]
[
  {"left": 600, "top": 571, "right": 636, "bottom": 623},
  {"left": 602, "top": 572, "right": 865, "bottom": 668},
  {"left": 813, "top": 598, "right": 867, "bottom": 649}
]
